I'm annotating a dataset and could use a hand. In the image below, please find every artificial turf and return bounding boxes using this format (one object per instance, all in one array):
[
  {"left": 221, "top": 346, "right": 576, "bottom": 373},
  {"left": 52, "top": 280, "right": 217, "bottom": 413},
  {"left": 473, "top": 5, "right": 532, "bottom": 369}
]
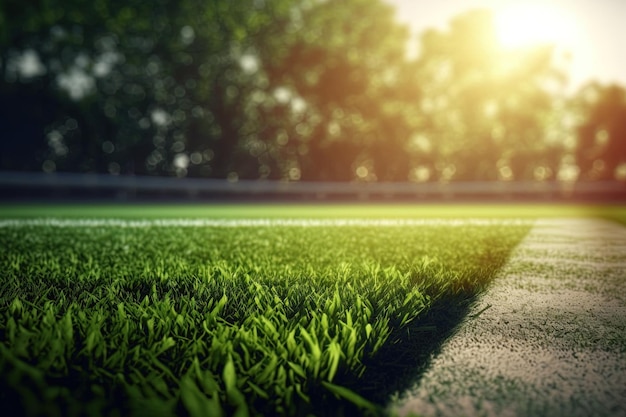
[
  {"left": 2, "top": 202, "right": 620, "bottom": 416},
  {"left": 0, "top": 202, "right": 625, "bottom": 219}
]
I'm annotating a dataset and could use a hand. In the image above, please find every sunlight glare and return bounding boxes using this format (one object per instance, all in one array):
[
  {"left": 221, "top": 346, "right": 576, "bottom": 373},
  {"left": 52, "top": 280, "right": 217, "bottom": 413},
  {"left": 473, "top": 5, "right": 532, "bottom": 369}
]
[{"left": 494, "top": 3, "right": 578, "bottom": 49}]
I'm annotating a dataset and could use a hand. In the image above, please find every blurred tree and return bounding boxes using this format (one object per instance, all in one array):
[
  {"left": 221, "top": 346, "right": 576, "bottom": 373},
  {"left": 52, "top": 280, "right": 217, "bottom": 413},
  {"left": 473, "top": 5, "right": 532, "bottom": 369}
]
[
  {"left": 0, "top": 0, "right": 293, "bottom": 177},
  {"left": 411, "top": 9, "right": 567, "bottom": 181},
  {"left": 251, "top": 0, "right": 422, "bottom": 181},
  {"left": 0, "top": 1, "right": 579, "bottom": 183},
  {"left": 572, "top": 82, "right": 626, "bottom": 180}
]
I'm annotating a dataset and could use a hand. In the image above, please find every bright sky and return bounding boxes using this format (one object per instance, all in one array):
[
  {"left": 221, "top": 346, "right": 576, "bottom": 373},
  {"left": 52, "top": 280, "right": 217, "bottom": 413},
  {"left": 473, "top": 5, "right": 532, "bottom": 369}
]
[{"left": 384, "top": 0, "right": 626, "bottom": 93}]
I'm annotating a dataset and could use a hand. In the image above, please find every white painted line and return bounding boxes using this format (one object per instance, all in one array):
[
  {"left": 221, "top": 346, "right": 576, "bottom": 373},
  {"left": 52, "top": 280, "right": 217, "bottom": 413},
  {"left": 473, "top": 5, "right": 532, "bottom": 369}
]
[
  {"left": 390, "top": 218, "right": 626, "bottom": 417},
  {"left": 0, "top": 218, "right": 533, "bottom": 228}
]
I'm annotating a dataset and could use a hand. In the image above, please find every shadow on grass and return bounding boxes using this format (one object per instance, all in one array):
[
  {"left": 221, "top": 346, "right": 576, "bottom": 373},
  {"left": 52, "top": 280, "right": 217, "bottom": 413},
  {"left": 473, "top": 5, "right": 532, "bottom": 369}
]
[
  {"left": 351, "top": 239, "right": 525, "bottom": 408},
  {"left": 355, "top": 294, "right": 479, "bottom": 406}
]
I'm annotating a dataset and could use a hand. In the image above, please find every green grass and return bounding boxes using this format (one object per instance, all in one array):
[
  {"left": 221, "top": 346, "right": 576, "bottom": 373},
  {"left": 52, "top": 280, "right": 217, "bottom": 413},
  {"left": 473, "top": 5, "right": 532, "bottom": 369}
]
[
  {"left": 1, "top": 202, "right": 625, "bottom": 220},
  {"left": 605, "top": 210, "right": 626, "bottom": 226},
  {"left": 6, "top": 202, "right": 623, "bottom": 416}
]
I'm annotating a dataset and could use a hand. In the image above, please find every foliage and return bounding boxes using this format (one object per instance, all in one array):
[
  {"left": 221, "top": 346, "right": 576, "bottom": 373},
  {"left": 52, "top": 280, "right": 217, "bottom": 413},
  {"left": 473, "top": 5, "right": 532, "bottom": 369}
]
[
  {"left": 1, "top": 0, "right": 618, "bottom": 181},
  {"left": 0, "top": 0, "right": 293, "bottom": 177},
  {"left": 0, "top": 218, "right": 530, "bottom": 416},
  {"left": 572, "top": 82, "right": 626, "bottom": 180},
  {"left": 257, "top": 0, "right": 418, "bottom": 181},
  {"left": 411, "top": 10, "right": 566, "bottom": 181}
]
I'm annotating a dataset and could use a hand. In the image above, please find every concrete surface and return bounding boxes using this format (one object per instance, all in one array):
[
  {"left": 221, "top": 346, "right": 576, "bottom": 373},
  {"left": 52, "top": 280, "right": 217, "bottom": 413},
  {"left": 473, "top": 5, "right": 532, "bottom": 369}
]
[{"left": 389, "top": 218, "right": 626, "bottom": 417}]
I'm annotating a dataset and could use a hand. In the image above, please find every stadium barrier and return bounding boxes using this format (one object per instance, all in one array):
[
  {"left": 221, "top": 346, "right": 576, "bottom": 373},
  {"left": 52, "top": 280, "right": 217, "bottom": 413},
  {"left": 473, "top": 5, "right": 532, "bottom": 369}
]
[{"left": 1, "top": 171, "right": 625, "bottom": 202}]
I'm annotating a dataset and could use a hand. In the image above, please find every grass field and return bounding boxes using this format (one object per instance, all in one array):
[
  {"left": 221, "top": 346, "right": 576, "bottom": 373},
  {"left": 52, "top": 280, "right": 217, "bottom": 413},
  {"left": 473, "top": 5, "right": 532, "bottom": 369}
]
[
  {"left": 1, "top": 202, "right": 626, "bottom": 220},
  {"left": 0, "top": 203, "right": 624, "bottom": 417}
]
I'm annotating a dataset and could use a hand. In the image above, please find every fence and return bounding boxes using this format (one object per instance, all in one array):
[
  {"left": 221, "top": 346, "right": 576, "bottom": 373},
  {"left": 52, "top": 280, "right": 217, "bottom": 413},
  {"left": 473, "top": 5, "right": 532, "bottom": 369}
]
[{"left": 1, "top": 171, "right": 625, "bottom": 202}]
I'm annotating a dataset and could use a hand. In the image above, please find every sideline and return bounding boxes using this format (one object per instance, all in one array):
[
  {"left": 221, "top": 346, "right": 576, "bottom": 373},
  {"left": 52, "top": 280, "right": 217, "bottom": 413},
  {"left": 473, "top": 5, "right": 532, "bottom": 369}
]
[
  {"left": 0, "top": 218, "right": 530, "bottom": 228},
  {"left": 389, "top": 218, "right": 626, "bottom": 417}
]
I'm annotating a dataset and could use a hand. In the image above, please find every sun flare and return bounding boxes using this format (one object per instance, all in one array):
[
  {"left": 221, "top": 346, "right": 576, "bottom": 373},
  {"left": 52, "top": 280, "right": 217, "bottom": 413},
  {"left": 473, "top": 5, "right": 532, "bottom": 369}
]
[{"left": 494, "top": 3, "right": 578, "bottom": 49}]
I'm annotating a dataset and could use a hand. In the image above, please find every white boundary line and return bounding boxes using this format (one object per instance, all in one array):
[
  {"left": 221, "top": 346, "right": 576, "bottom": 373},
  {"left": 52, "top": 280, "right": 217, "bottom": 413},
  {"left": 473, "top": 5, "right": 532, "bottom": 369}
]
[
  {"left": 391, "top": 218, "right": 626, "bottom": 417},
  {"left": 0, "top": 218, "right": 533, "bottom": 228}
]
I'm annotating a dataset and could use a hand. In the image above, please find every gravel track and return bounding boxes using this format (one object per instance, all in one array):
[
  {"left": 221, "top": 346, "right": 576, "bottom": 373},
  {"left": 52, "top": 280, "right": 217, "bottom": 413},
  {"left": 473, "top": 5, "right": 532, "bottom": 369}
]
[{"left": 389, "top": 218, "right": 626, "bottom": 417}]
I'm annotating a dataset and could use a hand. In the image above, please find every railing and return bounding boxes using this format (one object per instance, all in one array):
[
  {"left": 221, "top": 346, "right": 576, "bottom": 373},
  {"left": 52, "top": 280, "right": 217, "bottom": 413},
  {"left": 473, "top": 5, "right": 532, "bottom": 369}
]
[{"left": 1, "top": 171, "right": 625, "bottom": 202}]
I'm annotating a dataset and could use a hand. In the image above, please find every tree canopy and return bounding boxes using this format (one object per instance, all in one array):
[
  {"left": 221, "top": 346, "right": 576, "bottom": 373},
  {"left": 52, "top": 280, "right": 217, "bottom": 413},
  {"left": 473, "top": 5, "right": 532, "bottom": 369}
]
[
  {"left": 573, "top": 82, "right": 626, "bottom": 181},
  {"left": 1, "top": 0, "right": 623, "bottom": 181}
]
